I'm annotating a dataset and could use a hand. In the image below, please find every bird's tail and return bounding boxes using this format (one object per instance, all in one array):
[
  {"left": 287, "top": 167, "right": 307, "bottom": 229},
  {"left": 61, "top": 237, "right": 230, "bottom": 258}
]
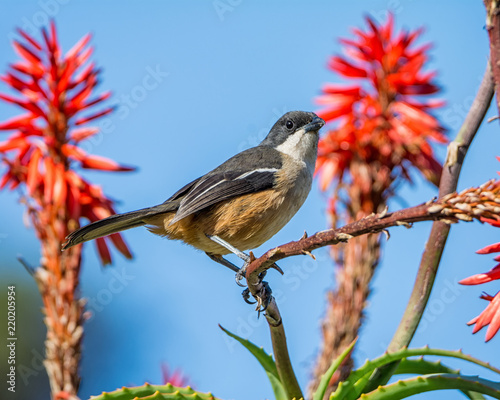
[{"left": 62, "top": 202, "right": 177, "bottom": 250}]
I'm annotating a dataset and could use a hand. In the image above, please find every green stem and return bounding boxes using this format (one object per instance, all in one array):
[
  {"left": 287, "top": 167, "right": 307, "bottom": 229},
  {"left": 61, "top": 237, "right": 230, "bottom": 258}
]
[
  {"left": 245, "top": 276, "right": 303, "bottom": 400},
  {"left": 364, "top": 62, "right": 494, "bottom": 392},
  {"left": 266, "top": 304, "right": 303, "bottom": 400}
]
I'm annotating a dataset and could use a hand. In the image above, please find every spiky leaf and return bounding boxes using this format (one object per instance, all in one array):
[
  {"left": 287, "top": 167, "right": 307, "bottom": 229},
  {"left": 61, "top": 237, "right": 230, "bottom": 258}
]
[
  {"left": 219, "top": 325, "right": 287, "bottom": 400},
  {"left": 314, "top": 339, "right": 357, "bottom": 400},
  {"left": 331, "top": 347, "right": 500, "bottom": 400},
  {"left": 394, "top": 358, "right": 486, "bottom": 400},
  {"left": 88, "top": 383, "right": 221, "bottom": 400},
  {"left": 360, "top": 374, "right": 500, "bottom": 399}
]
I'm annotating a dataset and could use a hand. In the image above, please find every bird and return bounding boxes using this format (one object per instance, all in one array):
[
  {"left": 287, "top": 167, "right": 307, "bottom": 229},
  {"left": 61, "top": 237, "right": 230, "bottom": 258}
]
[{"left": 62, "top": 111, "right": 324, "bottom": 284}]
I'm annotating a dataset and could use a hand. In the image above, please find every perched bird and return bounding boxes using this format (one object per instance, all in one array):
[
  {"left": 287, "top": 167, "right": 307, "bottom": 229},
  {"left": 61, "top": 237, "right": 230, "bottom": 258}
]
[{"left": 63, "top": 111, "right": 324, "bottom": 281}]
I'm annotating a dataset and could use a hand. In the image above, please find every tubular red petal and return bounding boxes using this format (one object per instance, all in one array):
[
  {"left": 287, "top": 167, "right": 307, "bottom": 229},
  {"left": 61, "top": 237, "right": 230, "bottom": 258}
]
[
  {"left": 0, "top": 93, "right": 46, "bottom": 118},
  {"left": 9, "top": 62, "right": 44, "bottom": 79},
  {"left": 477, "top": 242, "right": 500, "bottom": 255},
  {"left": 67, "top": 183, "right": 82, "bottom": 222},
  {"left": 321, "top": 84, "right": 361, "bottom": 96},
  {"left": 12, "top": 41, "right": 42, "bottom": 65},
  {"left": 69, "top": 127, "right": 99, "bottom": 142},
  {"left": 43, "top": 157, "right": 54, "bottom": 204},
  {"left": 316, "top": 103, "right": 354, "bottom": 122},
  {"left": 0, "top": 171, "right": 14, "bottom": 190},
  {"left": 318, "top": 160, "right": 338, "bottom": 191},
  {"left": 1, "top": 73, "right": 30, "bottom": 91},
  {"left": 0, "top": 136, "right": 28, "bottom": 152},
  {"left": 75, "top": 46, "right": 93, "bottom": 68},
  {"left": 81, "top": 91, "right": 112, "bottom": 109},
  {"left": 0, "top": 114, "right": 35, "bottom": 130},
  {"left": 81, "top": 155, "right": 134, "bottom": 172},
  {"left": 95, "top": 237, "right": 112, "bottom": 265},
  {"left": 459, "top": 266, "right": 500, "bottom": 285},
  {"left": 110, "top": 233, "right": 133, "bottom": 259},
  {"left": 65, "top": 33, "right": 92, "bottom": 60},
  {"left": 67, "top": 62, "right": 95, "bottom": 90},
  {"left": 41, "top": 27, "right": 52, "bottom": 52},
  {"left": 53, "top": 163, "right": 67, "bottom": 207},
  {"left": 27, "top": 147, "right": 42, "bottom": 194},
  {"left": 68, "top": 84, "right": 94, "bottom": 108},
  {"left": 62, "top": 143, "right": 88, "bottom": 161},
  {"left": 392, "top": 101, "right": 440, "bottom": 130},
  {"left": 328, "top": 56, "right": 368, "bottom": 78},
  {"left": 50, "top": 20, "right": 60, "bottom": 57},
  {"left": 481, "top": 218, "right": 500, "bottom": 228},
  {"left": 75, "top": 107, "right": 114, "bottom": 125},
  {"left": 485, "top": 295, "right": 500, "bottom": 341},
  {"left": 16, "top": 28, "right": 42, "bottom": 51}
]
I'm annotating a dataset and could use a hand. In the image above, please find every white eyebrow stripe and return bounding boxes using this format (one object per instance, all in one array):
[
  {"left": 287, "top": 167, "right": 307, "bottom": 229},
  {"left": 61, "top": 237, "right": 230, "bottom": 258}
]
[{"left": 235, "top": 168, "right": 279, "bottom": 180}]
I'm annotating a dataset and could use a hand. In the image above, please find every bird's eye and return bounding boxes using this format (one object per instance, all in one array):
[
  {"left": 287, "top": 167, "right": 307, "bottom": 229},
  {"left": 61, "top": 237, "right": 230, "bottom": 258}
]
[{"left": 286, "top": 120, "right": 294, "bottom": 130}]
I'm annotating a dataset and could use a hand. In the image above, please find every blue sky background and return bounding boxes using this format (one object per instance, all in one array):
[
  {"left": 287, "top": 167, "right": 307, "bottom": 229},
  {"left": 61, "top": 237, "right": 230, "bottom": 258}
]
[{"left": 1, "top": 1, "right": 499, "bottom": 400}]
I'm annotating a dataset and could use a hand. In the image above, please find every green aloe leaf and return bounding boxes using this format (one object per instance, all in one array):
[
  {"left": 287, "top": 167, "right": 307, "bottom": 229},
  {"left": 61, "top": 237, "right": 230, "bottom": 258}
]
[
  {"left": 88, "top": 383, "right": 221, "bottom": 400},
  {"left": 331, "top": 347, "right": 500, "bottom": 400},
  {"left": 219, "top": 325, "right": 287, "bottom": 400},
  {"left": 360, "top": 374, "right": 500, "bottom": 399},
  {"left": 394, "top": 358, "right": 486, "bottom": 400},
  {"left": 313, "top": 339, "right": 357, "bottom": 400}
]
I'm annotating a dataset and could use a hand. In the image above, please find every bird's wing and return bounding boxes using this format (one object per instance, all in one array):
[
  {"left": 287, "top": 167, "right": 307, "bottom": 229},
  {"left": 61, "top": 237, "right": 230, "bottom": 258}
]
[
  {"left": 170, "top": 167, "right": 278, "bottom": 224},
  {"left": 164, "top": 176, "right": 203, "bottom": 202}
]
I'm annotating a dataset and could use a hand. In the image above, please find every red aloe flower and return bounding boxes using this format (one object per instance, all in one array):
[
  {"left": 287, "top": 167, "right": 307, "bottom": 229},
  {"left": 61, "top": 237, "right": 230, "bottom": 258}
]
[
  {"left": 0, "top": 22, "right": 134, "bottom": 399},
  {"left": 315, "top": 13, "right": 446, "bottom": 208},
  {"left": 0, "top": 21, "right": 133, "bottom": 263},
  {"left": 460, "top": 215, "right": 500, "bottom": 342},
  {"left": 310, "top": 14, "right": 446, "bottom": 396}
]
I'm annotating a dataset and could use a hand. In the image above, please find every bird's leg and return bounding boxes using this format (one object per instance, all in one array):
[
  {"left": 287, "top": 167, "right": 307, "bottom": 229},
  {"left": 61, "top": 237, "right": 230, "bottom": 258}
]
[
  {"left": 206, "top": 235, "right": 283, "bottom": 311},
  {"left": 206, "top": 233, "right": 284, "bottom": 279},
  {"left": 206, "top": 235, "right": 250, "bottom": 262},
  {"left": 205, "top": 253, "right": 240, "bottom": 273},
  {"left": 206, "top": 235, "right": 251, "bottom": 285}
]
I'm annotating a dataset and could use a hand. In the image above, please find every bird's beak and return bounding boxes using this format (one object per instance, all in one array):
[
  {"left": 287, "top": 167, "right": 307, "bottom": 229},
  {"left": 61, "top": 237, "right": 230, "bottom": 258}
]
[{"left": 304, "top": 116, "right": 325, "bottom": 133}]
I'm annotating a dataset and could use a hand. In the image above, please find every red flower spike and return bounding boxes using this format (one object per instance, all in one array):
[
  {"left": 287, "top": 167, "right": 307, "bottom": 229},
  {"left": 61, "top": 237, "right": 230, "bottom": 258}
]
[
  {"left": 315, "top": 14, "right": 445, "bottom": 198},
  {"left": 0, "top": 23, "right": 135, "bottom": 265}
]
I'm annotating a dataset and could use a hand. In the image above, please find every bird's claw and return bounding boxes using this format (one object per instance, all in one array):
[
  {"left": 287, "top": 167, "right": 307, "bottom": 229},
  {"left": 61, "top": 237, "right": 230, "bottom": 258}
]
[
  {"left": 241, "top": 280, "right": 272, "bottom": 314},
  {"left": 255, "top": 281, "right": 272, "bottom": 314},
  {"left": 242, "top": 288, "right": 255, "bottom": 304},
  {"left": 235, "top": 264, "right": 248, "bottom": 287}
]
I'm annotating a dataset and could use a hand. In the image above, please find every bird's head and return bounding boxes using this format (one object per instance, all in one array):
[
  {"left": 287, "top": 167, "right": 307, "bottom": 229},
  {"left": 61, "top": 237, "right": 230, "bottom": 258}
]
[{"left": 261, "top": 111, "right": 325, "bottom": 173}]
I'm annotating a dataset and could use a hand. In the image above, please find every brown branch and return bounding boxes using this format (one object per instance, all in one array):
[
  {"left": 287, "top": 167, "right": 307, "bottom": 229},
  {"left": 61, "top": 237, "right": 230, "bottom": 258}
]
[{"left": 246, "top": 179, "right": 500, "bottom": 289}]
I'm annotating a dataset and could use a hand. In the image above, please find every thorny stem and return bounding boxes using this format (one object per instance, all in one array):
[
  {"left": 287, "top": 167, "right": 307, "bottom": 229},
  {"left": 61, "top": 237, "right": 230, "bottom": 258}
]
[{"left": 364, "top": 62, "right": 494, "bottom": 391}]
